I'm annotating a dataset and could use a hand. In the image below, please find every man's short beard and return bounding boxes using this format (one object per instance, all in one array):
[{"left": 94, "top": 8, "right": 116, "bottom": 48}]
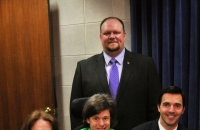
[{"left": 107, "top": 45, "right": 120, "bottom": 52}]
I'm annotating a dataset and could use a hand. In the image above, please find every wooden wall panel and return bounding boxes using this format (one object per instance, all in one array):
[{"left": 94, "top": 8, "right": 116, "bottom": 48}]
[{"left": 0, "top": 0, "right": 54, "bottom": 129}]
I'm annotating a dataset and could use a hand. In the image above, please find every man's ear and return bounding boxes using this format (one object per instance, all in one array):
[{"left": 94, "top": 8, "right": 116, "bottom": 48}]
[
  {"left": 182, "top": 107, "right": 185, "bottom": 114},
  {"left": 157, "top": 104, "right": 160, "bottom": 112},
  {"left": 123, "top": 32, "right": 126, "bottom": 38}
]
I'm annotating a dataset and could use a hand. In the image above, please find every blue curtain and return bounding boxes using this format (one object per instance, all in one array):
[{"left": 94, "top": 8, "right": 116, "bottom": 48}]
[{"left": 130, "top": 0, "right": 200, "bottom": 129}]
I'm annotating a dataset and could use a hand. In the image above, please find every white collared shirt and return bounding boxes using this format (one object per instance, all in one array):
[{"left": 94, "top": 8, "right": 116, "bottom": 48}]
[{"left": 158, "top": 119, "right": 178, "bottom": 130}]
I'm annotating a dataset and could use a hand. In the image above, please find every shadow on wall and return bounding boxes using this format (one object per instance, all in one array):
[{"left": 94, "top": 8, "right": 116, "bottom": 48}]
[{"left": 49, "top": 3, "right": 64, "bottom": 130}]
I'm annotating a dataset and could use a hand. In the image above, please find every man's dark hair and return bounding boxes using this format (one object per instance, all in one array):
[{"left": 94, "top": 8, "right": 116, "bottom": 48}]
[
  {"left": 100, "top": 17, "right": 125, "bottom": 33},
  {"left": 82, "top": 93, "right": 117, "bottom": 128},
  {"left": 158, "top": 86, "right": 185, "bottom": 107}
]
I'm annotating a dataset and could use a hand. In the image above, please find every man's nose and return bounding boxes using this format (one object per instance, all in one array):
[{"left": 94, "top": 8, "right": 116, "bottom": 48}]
[
  {"left": 169, "top": 106, "right": 175, "bottom": 113},
  {"left": 109, "top": 33, "right": 115, "bottom": 38}
]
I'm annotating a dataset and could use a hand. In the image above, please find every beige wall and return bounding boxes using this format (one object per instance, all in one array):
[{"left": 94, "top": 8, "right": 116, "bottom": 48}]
[{"left": 49, "top": 0, "right": 131, "bottom": 129}]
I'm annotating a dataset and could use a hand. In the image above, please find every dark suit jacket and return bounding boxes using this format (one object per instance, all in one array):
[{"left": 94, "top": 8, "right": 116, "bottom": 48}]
[
  {"left": 70, "top": 49, "right": 161, "bottom": 130},
  {"left": 131, "top": 119, "right": 188, "bottom": 130}
]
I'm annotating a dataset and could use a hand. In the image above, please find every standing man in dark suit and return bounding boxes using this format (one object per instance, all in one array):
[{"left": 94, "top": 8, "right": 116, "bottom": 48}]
[
  {"left": 70, "top": 17, "right": 161, "bottom": 130},
  {"left": 132, "top": 86, "right": 187, "bottom": 130}
]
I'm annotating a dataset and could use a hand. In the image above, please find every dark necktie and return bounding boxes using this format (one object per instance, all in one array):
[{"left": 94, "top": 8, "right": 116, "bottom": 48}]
[{"left": 109, "top": 58, "right": 119, "bottom": 99}]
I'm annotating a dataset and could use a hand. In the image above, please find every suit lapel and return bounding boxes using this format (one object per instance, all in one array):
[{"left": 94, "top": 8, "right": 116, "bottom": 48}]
[
  {"left": 177, "top": 123, "right": 185, "bottom": 130},
  {"left": 116, "top": 49, "right": 135, "bottom": 101},
  {"left": 94, "top": 53, "right": 111, "bottom": 94},
  {"left": 149, "top": 119, "right": 160, "bottom": 130}
]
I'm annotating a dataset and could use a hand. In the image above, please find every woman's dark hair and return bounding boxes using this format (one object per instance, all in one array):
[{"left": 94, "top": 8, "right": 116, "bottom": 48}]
[{"left": 82, "top": 93, "right": 117, "bottom": 128}]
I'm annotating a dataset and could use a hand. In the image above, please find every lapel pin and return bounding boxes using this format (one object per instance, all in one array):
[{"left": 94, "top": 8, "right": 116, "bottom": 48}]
[{"left": 127, "top": 62, "right": 130, "bottom": 64}]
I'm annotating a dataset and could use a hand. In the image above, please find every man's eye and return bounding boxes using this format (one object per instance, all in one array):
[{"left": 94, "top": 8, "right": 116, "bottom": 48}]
[
  {"left": 163, "top": 103, "right": 169, "bottom": 106},
  {"left": 175, "top": 104, "right": 181, "bottom": 108},
  {"left": 114, "top": 32, "right": 120, "bottom": 34},
  {"left": 103, "top": 33, "right": 110, "bottom": 35}
]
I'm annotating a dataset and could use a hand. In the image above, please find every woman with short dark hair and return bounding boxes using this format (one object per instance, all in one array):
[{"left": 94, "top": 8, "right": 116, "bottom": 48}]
[{"left": 78, "top": 93, "right": 117, "bottom": 130}]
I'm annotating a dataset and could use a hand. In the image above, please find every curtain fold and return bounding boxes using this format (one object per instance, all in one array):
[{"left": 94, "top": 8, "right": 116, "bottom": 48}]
[
  {"left": 130, "top": 0, "right": 200, "bottom": 129},
  {"left": 188, "top": 1, "right": 200, "bottom": 129}
]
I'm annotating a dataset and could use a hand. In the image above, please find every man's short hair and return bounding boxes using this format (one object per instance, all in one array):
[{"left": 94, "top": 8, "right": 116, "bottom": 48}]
[
  {"left": 100, "top": 17, "right": 125, "bottom": 33},
  {"left": 158, "top": 86, "right": 185, "bottom": 107}
]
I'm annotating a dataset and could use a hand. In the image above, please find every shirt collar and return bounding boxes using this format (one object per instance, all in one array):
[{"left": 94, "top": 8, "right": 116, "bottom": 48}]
[
  {"left": 103, "top": 48, "right": 125, "bottom": 65},
  {"left": 158, "top": 119, "right": 178, "bottom": 130}
]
